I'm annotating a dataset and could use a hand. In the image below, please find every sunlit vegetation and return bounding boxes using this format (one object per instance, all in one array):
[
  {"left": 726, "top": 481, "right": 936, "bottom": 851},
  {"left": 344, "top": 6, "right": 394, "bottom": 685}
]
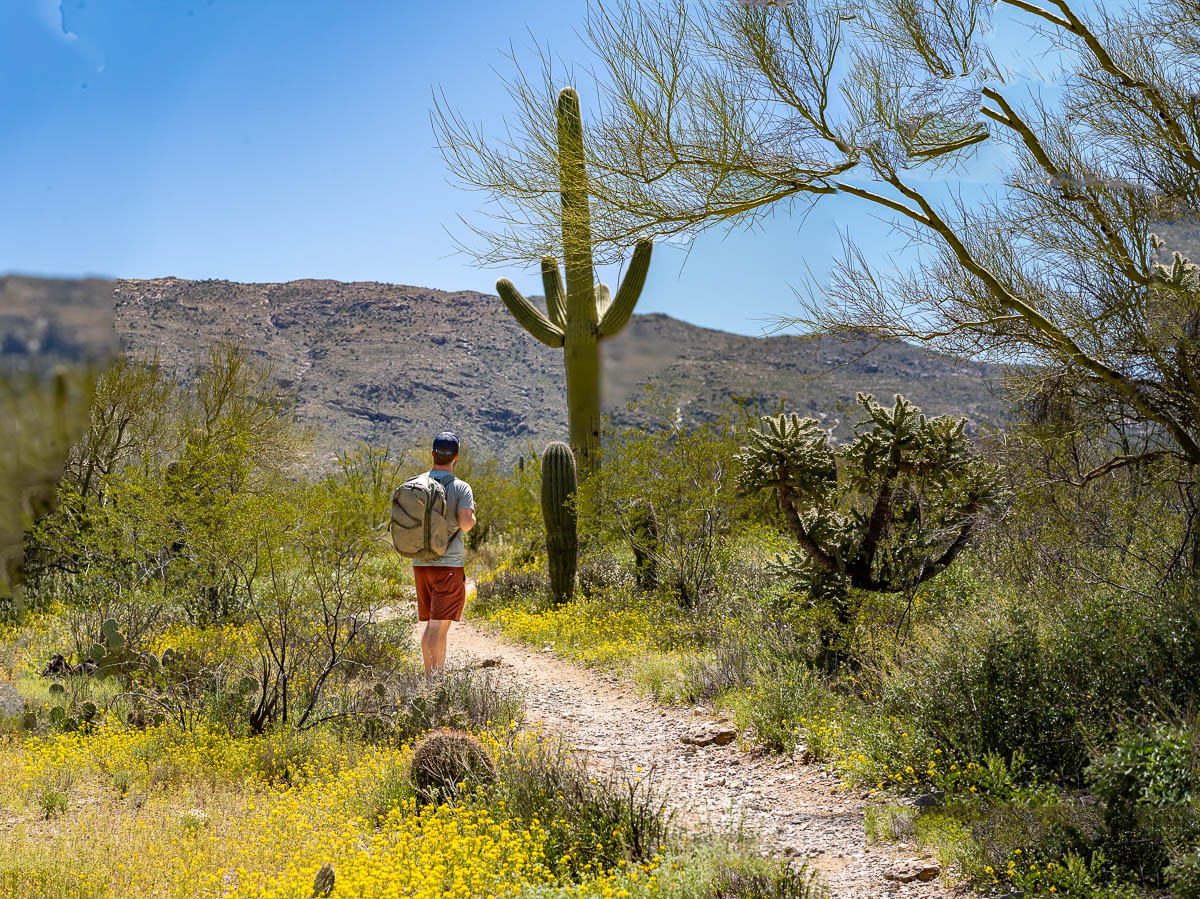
[{"left": 0, "top": 348, "right": 821, "bottom": 899}]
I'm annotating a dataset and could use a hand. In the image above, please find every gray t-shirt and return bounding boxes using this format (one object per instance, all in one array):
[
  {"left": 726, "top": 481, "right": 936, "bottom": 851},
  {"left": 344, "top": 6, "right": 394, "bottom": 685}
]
[{"left": 412, "top": 469, "right": 474, "bottom": 568}]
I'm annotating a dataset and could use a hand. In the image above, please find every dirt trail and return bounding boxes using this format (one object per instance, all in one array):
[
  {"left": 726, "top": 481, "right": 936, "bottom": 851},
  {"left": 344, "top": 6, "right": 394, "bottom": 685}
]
[{"left": 413, "top": 611, "right": 959, "bottom": 898}]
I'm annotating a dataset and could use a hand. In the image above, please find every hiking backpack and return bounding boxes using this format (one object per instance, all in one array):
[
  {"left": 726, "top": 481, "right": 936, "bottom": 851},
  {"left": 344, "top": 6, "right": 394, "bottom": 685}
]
[{"left": 389, "top": 473, "right": 457, "bottom": 561}]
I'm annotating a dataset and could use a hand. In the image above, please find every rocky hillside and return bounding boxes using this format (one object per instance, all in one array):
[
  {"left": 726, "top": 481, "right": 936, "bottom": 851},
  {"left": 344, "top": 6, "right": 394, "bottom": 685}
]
[{"left": 6, "top": 275, "right": 1003, "bottom": 464}]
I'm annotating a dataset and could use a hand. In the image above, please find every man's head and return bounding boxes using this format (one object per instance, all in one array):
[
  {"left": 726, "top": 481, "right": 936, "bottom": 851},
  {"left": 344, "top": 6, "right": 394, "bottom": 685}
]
[{"left": 432, "top": 431, "right": 460, "bottom": 467}]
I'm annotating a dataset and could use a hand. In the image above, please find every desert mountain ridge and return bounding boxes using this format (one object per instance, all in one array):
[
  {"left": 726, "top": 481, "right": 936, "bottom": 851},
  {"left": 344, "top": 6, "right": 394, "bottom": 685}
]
[{"left": 3, "top": 274, "right": 1004, "bottom": 465}]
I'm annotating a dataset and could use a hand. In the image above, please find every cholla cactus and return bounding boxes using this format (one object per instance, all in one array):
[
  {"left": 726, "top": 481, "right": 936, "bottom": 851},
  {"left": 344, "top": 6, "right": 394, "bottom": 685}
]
[
  {"left": 1152, "top": 249, "right": 1200, "bottom": 291},
  {"left": 738, "top": 394, "right": 1003, "bottom": 605}
]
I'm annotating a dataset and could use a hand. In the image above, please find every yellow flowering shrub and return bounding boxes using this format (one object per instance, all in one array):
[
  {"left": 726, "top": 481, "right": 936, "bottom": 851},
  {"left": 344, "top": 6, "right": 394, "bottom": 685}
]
[
  {"left": 0, "top": 721, "right": 672, "bottom": 899},
  {"left": 150, "top": 620, "right": 259, "bottom": 669},
  {"left": 485, "top": 596, "right": 686, "bottom": 670}
]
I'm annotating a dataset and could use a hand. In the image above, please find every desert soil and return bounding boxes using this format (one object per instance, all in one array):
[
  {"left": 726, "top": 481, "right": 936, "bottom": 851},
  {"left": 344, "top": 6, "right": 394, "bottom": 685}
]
[{"left": 409, "top": 611, "right": 963, "bottom": 899}]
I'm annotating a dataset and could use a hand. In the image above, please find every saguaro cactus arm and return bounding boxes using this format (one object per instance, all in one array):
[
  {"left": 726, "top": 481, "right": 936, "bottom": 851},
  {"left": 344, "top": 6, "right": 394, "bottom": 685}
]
[
  {"left": 598, "top": 240, "right": 653, "bottom": 337},
  {"left": 594, "top": 284, "right": 612, "bottom": 320},
  {"left": 540, "top": 258, "right": 567, "bottom": 329},
  {"left": 496, "top": 279, "right": 565, "bottom": 348}
]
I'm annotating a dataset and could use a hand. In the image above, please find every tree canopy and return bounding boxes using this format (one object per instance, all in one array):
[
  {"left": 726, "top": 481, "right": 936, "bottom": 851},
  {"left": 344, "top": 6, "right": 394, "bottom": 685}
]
[{"left": 435, "top": 0, "right": 1200, "bottom": 484}]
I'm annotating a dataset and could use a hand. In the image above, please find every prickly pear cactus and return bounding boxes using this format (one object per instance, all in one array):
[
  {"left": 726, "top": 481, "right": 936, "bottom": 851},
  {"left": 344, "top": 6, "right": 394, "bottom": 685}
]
[{"left": 540, "top": 442, "right": 578, "bottom": 604}]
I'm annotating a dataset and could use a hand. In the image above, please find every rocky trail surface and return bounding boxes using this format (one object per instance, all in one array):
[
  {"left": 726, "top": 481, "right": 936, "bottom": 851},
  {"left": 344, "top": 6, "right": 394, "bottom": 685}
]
[{"left": 416, "top": 615, "right": 961, "bottom": 899}]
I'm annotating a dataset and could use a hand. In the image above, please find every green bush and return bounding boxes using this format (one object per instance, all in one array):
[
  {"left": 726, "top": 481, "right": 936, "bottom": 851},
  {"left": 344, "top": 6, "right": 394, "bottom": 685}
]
[
  {"left": 1168, "top": 845, "right": 1200, "bottom": 898},
  {"left": 389, "top": 665, "right": 523, "bottom": 742},
  {"left": 491, "top": 735, "right": 672, "bottom": 876},
  {"left": 472, "top": 564, "right": 547, "bottom": 616},
  {"left": 878, "top": 587, "right": 1200, "bottom": 783},
  {"left": 1089, "top": 720, "right": 1200, "bottom": 878},
  {"left": 578, "top": 390, "right": 751, "bottom": 610},
  {"left": 744, "top": 660, "right": 829, "bottom": 753},
  {"left": 708, "top": 861, "right": 824, "bottom": 898}
]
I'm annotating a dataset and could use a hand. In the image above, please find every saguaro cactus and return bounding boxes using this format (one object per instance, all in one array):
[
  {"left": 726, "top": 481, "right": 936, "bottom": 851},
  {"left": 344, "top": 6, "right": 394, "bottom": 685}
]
[
  {"left": 540, "top": 442, "right": 578, "bottom": 604},
  {"left": 496, "top": 88, "right": 653, "bottom": 474},
  {"left": 628, "top": 499, "right": 659, "bottom": 593}
]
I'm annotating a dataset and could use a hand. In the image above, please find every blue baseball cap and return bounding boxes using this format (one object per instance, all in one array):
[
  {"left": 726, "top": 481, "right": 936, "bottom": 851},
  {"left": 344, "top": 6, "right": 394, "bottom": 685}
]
[{"left": 432, "top": 431, "right": 460, "bottom": 454}]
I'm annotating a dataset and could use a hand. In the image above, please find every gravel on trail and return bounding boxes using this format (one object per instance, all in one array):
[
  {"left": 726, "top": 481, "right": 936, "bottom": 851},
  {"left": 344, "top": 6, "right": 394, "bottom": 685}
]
[{"left": 408, "top": 611, "right": 964, "bottom": 899}]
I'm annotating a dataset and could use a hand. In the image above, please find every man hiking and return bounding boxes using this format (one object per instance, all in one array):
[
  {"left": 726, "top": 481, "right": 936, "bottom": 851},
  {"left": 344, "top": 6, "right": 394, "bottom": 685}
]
[{"left": 411, "top": 431, "right": 475, "bottom": 676}]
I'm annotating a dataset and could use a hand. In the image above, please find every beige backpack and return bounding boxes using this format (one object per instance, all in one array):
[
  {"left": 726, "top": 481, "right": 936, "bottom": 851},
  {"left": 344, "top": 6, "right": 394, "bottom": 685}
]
[{"left": 389, "top": 473, "right": 457, "bottom": 560}]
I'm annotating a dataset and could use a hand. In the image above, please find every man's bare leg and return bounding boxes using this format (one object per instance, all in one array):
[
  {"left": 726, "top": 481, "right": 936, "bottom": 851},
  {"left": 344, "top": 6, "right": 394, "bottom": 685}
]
[{"left": 421, "top": 619, "right": 453, "bottom": 676}]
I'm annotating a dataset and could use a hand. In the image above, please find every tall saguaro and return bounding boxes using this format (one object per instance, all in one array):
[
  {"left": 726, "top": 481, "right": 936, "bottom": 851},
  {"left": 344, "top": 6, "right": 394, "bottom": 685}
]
[{"left": 496, "top": 87, "right": 652, "bottom": 474}]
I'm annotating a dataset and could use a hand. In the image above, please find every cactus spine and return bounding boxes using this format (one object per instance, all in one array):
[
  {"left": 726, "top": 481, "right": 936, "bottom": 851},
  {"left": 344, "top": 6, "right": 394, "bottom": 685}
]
[
  {"left": 496, "top": 88, "right": 653, "bottom": 474},
  {"left": 540, "top": 442, "right": 578, "bottom": 603}
]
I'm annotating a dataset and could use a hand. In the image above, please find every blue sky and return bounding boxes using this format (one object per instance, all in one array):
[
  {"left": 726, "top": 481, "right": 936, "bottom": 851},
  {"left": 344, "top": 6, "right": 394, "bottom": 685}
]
[{"left": 2, "top": 0, "right": 1052, "bottom": 336}]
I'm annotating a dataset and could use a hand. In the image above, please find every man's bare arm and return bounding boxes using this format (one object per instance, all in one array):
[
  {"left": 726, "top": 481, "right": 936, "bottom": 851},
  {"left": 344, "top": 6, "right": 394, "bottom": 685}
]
[{"left": 458, "top": 507, "right": 476, "bottom": 533}]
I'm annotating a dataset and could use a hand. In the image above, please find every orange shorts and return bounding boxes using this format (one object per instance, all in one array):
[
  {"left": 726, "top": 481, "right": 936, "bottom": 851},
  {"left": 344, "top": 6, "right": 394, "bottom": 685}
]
[{"left": 413, "top": 566, "right": 467, "bottom": 622}]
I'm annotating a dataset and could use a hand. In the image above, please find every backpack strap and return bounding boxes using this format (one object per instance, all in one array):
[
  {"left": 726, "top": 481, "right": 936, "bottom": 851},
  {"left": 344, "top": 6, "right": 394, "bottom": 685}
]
[{"left": 430, "top": 471, "right": 462, "bottom": 544}]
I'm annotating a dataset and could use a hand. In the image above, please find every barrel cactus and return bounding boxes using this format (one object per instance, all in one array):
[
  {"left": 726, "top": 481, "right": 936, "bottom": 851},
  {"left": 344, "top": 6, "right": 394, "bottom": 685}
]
[
  {"left": 409, "top": 728, "right": 496, "bottom": 802},
  {"left": 541, "top": 442, "right": 578, "bottom": 604},
  {"left": 495, "top": 88, "right": 653, "bottom": 474},
  {"left": 312, "top": 863, "right": 336, "bottom": 898}
]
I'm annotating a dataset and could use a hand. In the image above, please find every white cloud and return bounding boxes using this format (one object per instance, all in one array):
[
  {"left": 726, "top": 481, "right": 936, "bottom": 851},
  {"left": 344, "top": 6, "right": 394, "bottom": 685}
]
[{"left": 36, "top": 0, "right": 78, "bottom": 42}]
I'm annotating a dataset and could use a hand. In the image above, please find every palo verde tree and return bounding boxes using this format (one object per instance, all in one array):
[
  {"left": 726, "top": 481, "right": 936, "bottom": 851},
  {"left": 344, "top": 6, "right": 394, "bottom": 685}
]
[
  {"left": 435, "top": 0, "right": 1200, "bottom": 560},
  {"left": 737, "top": 394, "right": 1003, "bottom": 632}
]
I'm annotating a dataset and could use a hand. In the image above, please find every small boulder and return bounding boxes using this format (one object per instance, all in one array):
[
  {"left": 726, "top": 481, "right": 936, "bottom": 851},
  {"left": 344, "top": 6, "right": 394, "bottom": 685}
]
[
  {"left": 913, "top": 791, "right": 945, "bottom": 809},
  {"left": 681, "top": 722, "right": 737, "bottom": 746},
  {"left": 0, "top": 683, "right": 22, "bottom": 720},
  {"left": 884, "top": 859, "right": 941, "bottom": 883}
]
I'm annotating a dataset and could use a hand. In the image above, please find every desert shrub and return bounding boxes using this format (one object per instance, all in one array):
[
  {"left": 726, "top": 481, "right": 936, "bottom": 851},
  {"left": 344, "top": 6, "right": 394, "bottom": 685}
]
[
  {"left": 877, "top": 585, "right": 1200, "bottom": 783},
  {"left": 1089, "top": 720, "right": 1200, "bottom": 878},
  {"left": 680, "top": 636, "right": 758, "bottom": 704},
  {"left": 364, "top": 764, "right": 416, "bottom": 825},
  {"left": 1168, "top": 845, "right": 1200, "bottom": 898},
  {"left": 472, "top": 560, "right": 547, "bottom": 615},
  {"left": 576, "top": 554, "right": 632, "bottom": 599},
  {"left": 708, "top": 861, "right": 824, "bottom": 898},
  {"left": 389, "top": 665, "right": 522, "bottom": 743},
  {"left": 964, "top": 796, "right": 1104, "bottom": 874},
  {"left": 0, "top": 865, "right": 104, "bottom": 899},
  {"left": 579, "top": 390, "right": 750, "bottom": 609},
  {"left": 492, "top": 734, "right": 672, "bottom": 876},
  {"left": 410, "top": 728, "right": 497, "bottom": 802},
  {"left": 247, "top": 727, "right": 348, "bottom": 785},
  {"left": 744, "top": 660, "right": 830, "bottom": 753}
]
